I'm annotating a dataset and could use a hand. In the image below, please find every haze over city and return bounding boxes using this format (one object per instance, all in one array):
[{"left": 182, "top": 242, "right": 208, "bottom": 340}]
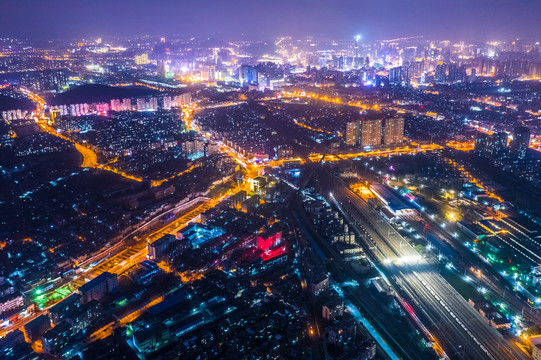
[{"left": 1, "top": 0, "right": 541, "bottom": 40}]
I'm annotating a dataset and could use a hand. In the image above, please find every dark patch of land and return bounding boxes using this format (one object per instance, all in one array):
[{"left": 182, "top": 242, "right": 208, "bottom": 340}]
[
  {"left": 47, "top": 84, "right": 160, "bottom": 105},
  {"left": 0, "top": 93, "right": 35, "bottom": 111}
]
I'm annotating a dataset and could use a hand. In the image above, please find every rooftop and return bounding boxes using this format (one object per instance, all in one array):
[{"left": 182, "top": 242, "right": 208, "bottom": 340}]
[{"left": 78, "top": 271, "right": 115, "bottom": 293}]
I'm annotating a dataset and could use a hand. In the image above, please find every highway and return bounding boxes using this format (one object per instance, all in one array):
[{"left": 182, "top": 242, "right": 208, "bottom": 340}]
[
  {"left": 0, "top": 195, "right": 219, "bottom": 338},
  {"left": 326, "top": 177, "right": 527, "bottom": 360},
  {"left": 0, "top": 88, "right": 257, "bottom": 340}
]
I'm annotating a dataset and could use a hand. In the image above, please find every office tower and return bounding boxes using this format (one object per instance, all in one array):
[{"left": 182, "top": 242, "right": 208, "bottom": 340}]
[
  {"left": 435, "top": 63, "right": 446, "bottom": 82},
  {"left": 134, "top": 54, "right": 149, "bottom": 65},
  {"left": 361, "top": 119, "right": 382, "bottom": 147},
  {"left": 402, "top": 47, "right": 416, "bottom": 63},
  {"left": 320, "top": 53, "right": 327, "bottom": 68},
  {"left": 122, "top": 98, "right": 132, "bottom": 111},
  {"left": 389, "top": 67, "right": 402, "bottom": 84},
  {"left": 338, "top": 56, "right": 345, "bottom": 70},
  {"left": 383, "top": 118, "right": 405, "bottom": 145},
  {"left": 157, "top": 61, "right": 167, "bottom": 78},
  {"left": 345, "top": 121, "right": 360, "bottom": 146},
  {"left": 474, "top": 132, "right": 492, "bottom": 157},
  {"left": 509, "top": 126, "right": 531, "bottom": 160},
  {"left": 240, "top": 65, "right": 258, "bottom": 84}
]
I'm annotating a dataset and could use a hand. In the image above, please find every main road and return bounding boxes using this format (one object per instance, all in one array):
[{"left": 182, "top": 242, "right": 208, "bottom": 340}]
[{"left": 325, "top": 175, "right": 527, "bottom": 360}]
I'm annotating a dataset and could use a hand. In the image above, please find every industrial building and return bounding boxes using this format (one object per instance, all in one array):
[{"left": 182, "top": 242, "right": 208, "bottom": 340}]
[
  {"left": 78, "top": 272, "right": 118, "bottom": 304},
  {"left": 370, "top": 184, "right": 416, "bottom": 215}
]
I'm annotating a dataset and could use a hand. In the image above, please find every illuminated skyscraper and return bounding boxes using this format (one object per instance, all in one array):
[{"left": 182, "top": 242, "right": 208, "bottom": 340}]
[
  {"left": 163, "top": 96, "right": 172, "bottom": 110},
  {"left": 389, "top": 66, "right": 403, "bottom": 84},
  {"left": 383, "top": 118, "right": 405, "bottom": 145},
  {"left": 110, "top": 99, "right": 121, "bottom": 112},
  {"left": 149, "top": 98, "right": 158, "bottom": 111},
  {"left": 134, "top": 54, "right": 149, "bottom": 65},
  {"left": 345, "top": 121, "right": 360, "bottom": 146},
  {"left": 320, "top": 53, "right": 327, "bottom": 68},
  {"left": 360, "top": 119, "right": 382, "bottom": 147},
  {"left": 136, "top": 98, "right": 146, "bottom": 111},
  {"left": 240, "top": 65, "right": 258, "bottom": 84},
  {"left": 157, "top": 61, "right": 167, "bottom": 78},
  {"left": 207, "top": 66, "right": 216, "bottom": 82},
  {"left": 122, "top": 98, "right": 132, "bottom": 111},
  {"left": 509, "top": 126, "right": 531, "bottom": 160}
]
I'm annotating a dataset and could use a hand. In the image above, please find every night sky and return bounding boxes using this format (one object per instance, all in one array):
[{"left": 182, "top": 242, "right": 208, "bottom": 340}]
[{"left": 1, "top": 0, "right": 540, "bottom": 41}]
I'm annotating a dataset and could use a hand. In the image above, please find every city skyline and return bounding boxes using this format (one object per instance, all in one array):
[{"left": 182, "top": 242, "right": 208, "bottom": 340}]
[{"left": 2, "top": 2, "right": 541, "bottom": 360}]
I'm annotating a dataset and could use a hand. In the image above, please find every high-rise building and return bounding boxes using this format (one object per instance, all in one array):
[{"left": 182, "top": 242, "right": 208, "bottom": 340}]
[
  {"left": 320, "top": 53, "right": 327, "bottom": 68},
  {"left": 383, "top": 118, "right": 405, "bottom": 145},
  {"left": 448, "top": 64, "right": 467, "bottom": 83},
  {"left": 492, "top": 132, "right": 509, "bottom": 155},
  {"left": 110, "top": 99, "right": 121, "bottom": 112},
  {"left": 148, "top": 97, "right": 158, "bottom": 111},
  {"left": 474, "top": 132, "right": 492, "bottom": 157},
  {"left": 435, "top": 63, "right": 446, "bottom": 82},
  {"left": 136, "top": 98, "right": 146, "bottom": 112},
  {"left": 157, "top": 61, "right": 167, "bottom": 78},
  {"left": 173, "top": 93, "right": 192, "bottom": 107},
  {"left": 182, "top": 139, "right": 205, "bottom": 160},
  {"left": 240, "top": 65, "right": 258, "bottom": 84},
  {"left": 49, "top": 109, "right": 61, "bottom": 125},
  {"left": 122, "top": 98, "right": 132, "bottom": 111},
  {"left": 24, "top": 315, "right": 51, "bottom": 342},
  {"left": 361, "top": 119, "right": 382, "bottom": 147},
  {"left": 345, "top": 121, "right": 360, "bottom": 146},
  {"left": 21, "top": 69, "right": 67, "bottom": 91},
  {"left": 163, "top": 96, "right": 172, "bottom": 110},
  {"left": 134, "top": 54, "right": 149, "bottom": 65},
  {"left": 509, "top": 126, "right": 531, "bottom": 160},
  {"left": 389, "top": 66, "right": 402, "bottom": 84},
  {"left": 207, "top": 66, "right": 216, "bottom": 82},
  {"left": 474, "top": 131, "right": 508, "bottom": 159},
  {"left": 402, "top": 47, "right": 417, "bottom": 63}
]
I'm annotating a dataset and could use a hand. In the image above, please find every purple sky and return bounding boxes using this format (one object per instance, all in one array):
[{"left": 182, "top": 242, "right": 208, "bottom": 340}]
[{"left": 1, "top": 0, "right": 540, "bottom": 41}]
